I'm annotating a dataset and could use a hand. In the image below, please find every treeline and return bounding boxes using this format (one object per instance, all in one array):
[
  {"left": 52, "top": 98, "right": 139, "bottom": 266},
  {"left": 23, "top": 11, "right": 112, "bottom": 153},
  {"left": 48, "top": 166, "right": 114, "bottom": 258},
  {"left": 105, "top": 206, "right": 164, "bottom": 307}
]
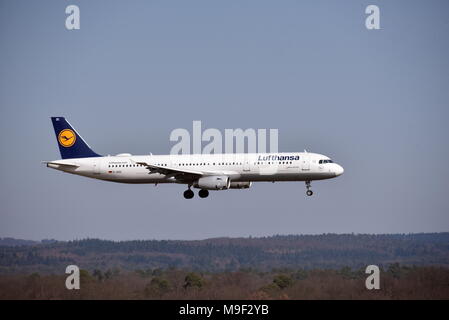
[
  {"left": 1, "top": 233, "right": 449, "bottom": 274},
  {"left": 1, "top": 265, "right": 448, "bottom": 299}
]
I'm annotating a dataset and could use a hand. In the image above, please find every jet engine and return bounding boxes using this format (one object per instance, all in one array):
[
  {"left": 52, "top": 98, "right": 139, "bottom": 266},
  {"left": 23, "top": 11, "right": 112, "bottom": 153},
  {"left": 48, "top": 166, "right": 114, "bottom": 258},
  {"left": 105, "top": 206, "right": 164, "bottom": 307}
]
[{"left": 194, "top": 176, "right": 230, "bottom": 190}]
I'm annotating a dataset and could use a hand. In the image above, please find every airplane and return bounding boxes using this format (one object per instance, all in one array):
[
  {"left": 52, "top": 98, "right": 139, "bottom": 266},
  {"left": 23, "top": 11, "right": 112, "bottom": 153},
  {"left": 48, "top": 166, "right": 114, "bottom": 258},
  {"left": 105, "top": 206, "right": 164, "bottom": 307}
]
[{"left": 45, "top": 117, "right": 344, "bottom": 199}]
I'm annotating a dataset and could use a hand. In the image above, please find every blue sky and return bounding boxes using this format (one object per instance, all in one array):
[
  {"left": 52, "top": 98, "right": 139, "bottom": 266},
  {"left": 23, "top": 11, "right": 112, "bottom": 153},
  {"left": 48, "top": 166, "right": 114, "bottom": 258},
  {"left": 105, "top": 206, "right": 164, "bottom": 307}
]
[{"left": 1, "top": 0, "right": 448, "bottom": 240}]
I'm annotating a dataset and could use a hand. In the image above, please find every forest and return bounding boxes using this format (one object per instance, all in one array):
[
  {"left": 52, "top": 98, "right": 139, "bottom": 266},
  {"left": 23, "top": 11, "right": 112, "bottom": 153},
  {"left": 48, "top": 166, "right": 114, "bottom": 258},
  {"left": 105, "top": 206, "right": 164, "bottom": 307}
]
[
  {"left": 1, "top": 233, "right": 449, "bottom": 299},
  {"left": 1, "top": 233, "right": 449, "bottom": 274},
  {"left": 0, "top": 265, "right": 448, "bottom": 299}
]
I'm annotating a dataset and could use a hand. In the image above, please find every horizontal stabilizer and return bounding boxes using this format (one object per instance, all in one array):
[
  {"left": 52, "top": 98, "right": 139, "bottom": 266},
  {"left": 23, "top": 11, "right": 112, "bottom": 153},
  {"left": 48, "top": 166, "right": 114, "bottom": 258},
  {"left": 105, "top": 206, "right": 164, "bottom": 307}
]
[{"left": 42, "top": 161, "right": 79, "bottom": 168}]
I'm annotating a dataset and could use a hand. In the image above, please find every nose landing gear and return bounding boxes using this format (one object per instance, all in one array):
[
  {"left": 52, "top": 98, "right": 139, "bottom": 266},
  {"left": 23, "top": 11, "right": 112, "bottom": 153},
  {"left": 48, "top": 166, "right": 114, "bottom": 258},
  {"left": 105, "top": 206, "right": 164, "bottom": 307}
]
[{"left": 305, "top": 181, "right": 313, "bottom": 196}]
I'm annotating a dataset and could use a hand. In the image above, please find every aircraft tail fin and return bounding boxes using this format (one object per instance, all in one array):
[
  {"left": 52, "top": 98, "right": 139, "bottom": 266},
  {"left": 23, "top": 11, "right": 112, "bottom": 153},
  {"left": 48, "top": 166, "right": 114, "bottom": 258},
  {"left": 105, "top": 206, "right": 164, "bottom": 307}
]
[{"left": 51, "top": 117, "right": 101, "bottom": 159}]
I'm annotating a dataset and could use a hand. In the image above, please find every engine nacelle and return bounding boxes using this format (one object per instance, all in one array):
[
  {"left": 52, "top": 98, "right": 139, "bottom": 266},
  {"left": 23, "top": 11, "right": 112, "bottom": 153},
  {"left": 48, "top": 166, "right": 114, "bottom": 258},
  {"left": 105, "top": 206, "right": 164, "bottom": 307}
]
[
  {"left": 229, "top": 181, "right": 252, "bottom": 189},
  {"left": 194, "top": 176, "right": 230, "bottom": 190}
]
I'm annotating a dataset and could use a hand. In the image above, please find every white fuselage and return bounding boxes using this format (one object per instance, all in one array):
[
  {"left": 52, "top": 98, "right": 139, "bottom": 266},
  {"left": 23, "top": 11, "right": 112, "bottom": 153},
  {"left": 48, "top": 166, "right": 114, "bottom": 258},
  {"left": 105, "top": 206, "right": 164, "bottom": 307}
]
[{"left": 47, "top": 152, "right": 344, "bottom": 185}]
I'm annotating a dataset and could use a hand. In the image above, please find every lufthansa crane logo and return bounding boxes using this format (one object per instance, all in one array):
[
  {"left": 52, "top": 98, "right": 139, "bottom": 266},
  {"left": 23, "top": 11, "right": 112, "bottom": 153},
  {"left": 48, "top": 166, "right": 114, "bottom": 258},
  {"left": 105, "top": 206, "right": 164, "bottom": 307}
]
[{"left": 58, "top": 129, "right": 76, "bottom": 147}]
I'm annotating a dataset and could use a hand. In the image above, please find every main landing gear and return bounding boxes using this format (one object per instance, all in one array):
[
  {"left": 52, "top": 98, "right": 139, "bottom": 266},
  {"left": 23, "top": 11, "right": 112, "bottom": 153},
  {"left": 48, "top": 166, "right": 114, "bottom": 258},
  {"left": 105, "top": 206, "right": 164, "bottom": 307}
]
[
  {"left": 198, "top": 189, "right": 209, "bottom": 198},
  {"left": 183, "top": 188, "right": 194, "bottom": 199},
  {"left": 305, "top": 181, "right": 313, "bottom": 196},
  {"left": 183, "top": 187, "right": 209, "bottom": 199}
]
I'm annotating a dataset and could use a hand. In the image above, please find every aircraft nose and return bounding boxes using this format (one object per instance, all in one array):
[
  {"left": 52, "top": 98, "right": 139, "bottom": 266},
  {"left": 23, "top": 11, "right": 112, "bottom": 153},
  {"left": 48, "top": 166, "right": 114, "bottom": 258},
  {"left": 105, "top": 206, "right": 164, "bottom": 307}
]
[{"left": 334, "top": 164, "right": 344, "bottom": 177}]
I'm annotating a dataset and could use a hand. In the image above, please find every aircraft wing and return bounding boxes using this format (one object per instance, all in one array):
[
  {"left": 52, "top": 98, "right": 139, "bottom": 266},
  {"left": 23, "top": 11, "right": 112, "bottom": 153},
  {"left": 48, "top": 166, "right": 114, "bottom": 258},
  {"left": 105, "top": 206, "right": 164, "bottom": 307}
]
[{"left": 133, "top": 160, "right": 206, "bottom": 183}]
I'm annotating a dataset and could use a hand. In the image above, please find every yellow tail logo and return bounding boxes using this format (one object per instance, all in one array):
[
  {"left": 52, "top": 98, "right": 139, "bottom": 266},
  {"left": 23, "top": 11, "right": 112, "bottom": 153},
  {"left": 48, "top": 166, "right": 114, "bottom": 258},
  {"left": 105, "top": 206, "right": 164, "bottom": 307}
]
[{"left": 58, "top": 129, "right": 76, "bottom": 147}]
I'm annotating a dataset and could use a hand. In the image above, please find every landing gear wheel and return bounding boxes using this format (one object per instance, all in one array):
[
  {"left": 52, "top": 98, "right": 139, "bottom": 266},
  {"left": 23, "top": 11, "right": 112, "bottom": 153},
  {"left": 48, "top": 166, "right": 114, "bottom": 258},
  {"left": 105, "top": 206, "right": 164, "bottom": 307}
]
[
  {"left": 198, "top": 189, "right": 209, "bottom": 198},
  {"left": 305, "top": 181, "right": 313, "bottom": 196},
  {"left": 183, "top": 189, "right": 194, "bottom": 199}
]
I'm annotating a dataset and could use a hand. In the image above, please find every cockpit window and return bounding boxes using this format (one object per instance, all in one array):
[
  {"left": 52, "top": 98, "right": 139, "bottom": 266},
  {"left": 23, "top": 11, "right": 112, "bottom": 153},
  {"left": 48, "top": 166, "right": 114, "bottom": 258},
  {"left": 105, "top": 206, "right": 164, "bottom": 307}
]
[{"left": 319, "top": 159, "right": 333, "bottom": 164}]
